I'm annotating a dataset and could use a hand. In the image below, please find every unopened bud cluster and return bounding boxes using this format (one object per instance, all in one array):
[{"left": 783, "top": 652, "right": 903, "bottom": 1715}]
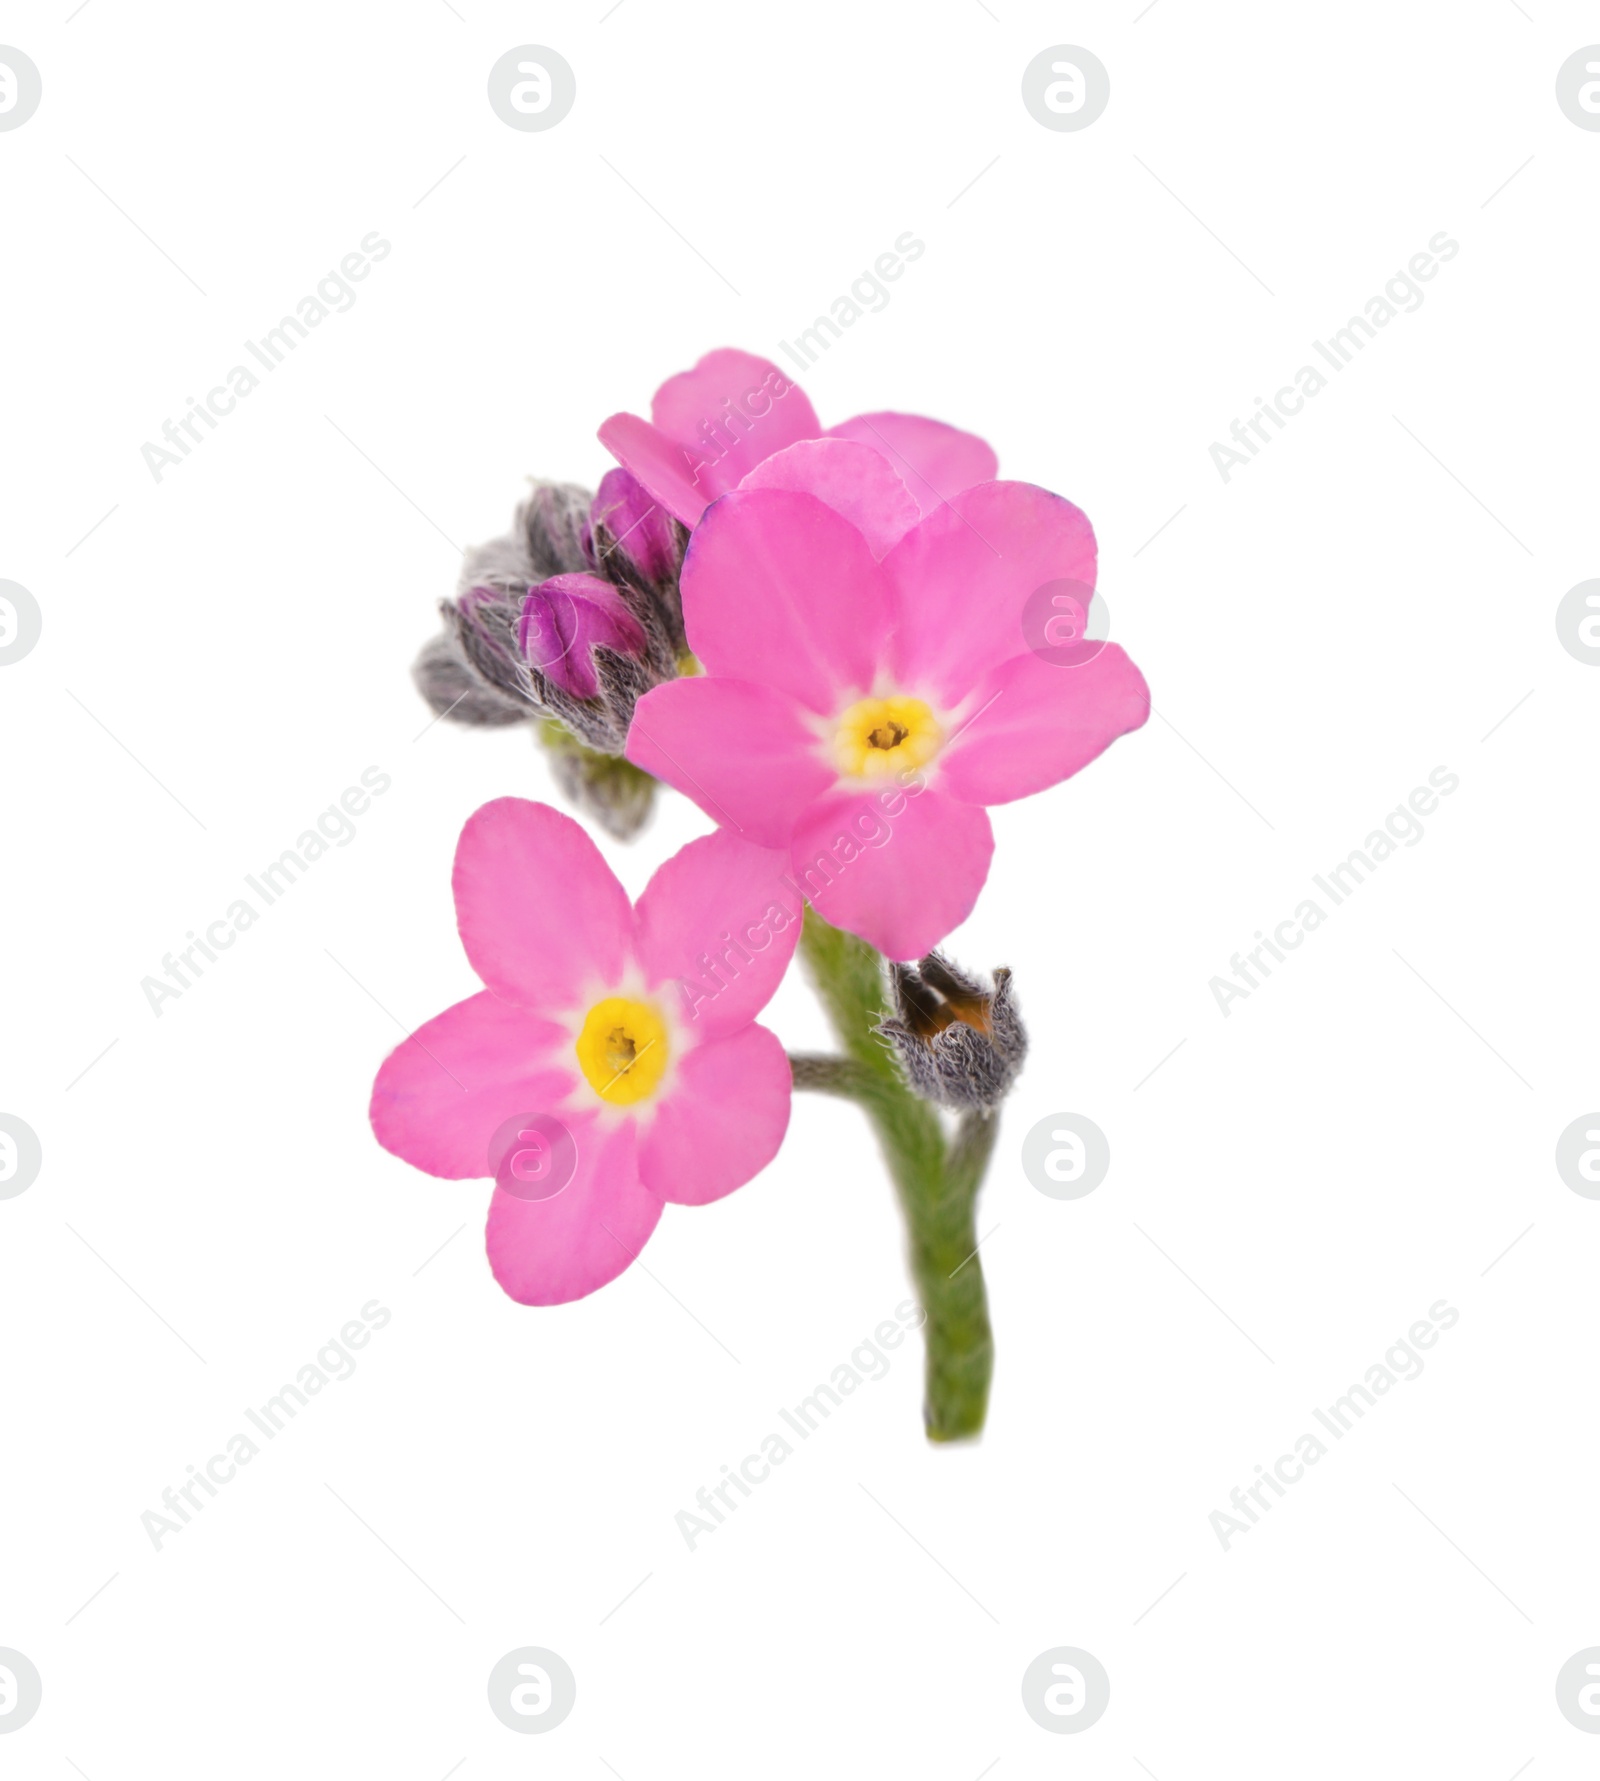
[{"left": 412, "top": 473, "right": 689, "bottom": 836}]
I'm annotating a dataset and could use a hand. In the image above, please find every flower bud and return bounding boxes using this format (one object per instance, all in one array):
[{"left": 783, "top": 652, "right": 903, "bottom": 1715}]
[
  {"left": 521, "top": 567, "right": 681, "bottom": 751},
  {"left": 411, "top": 630, "right": 528, "bottom": 727},
  {"left": 411, "top": 477, "right": 688, "bottom": 791},
  {"left": 879, "top": 954, "right": 1026, "bottom": 1111},
  {"left": 519, "top": 481, "right": 595, "bottom": 580},
  {"left": 520, "top": 573, "right": 648, "bottom": 702},
  {"left": 538, "top": 720, "right": 657, "bottom": 840},
  {"left": 589, "top": 468, "right": 688, "bottom": 651},
  {"left": 445, "top": 584, "right": 538, "bottom": 711}
]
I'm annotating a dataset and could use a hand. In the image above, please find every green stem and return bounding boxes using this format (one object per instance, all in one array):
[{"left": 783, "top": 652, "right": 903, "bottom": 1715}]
[{"left": 793, "top": 910, "right": 996, "bottom": 1441}]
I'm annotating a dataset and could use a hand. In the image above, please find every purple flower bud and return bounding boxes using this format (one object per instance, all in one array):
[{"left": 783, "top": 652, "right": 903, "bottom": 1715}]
[
  {"left": 590, "top": 469, "right": 684, "bottom": 597},
  {"left": 519, "top": 572, "right": 647, "bottom": 702}
]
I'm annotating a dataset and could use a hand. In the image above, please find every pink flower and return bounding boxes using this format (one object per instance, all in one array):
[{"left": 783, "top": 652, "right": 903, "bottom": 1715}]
[
  {"left": 625, "top": 446, "right": 1152, "bottom": 960},
  {"left": 369, "top": 799, "right": 797, "bottom": 1305},
  {"left": 599, "top": 347, "right": 997, "bottom": 537}
]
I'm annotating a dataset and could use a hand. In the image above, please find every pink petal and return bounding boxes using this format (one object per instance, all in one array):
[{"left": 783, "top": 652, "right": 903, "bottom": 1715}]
[
  {"left": 650, "top": 348, "right": 821, "bottom": 483},
  {"left": 737, "top": 438, "right": 921, "bottom": 561},
  {"left": 597, "top": 411, "right": 711, "bottom": 529},
  {"left": 640, "top": 1024, "right": 791, "bottom": 1206},
  {"left": 633, "top": 827, "right": 801, "bottom": 1037},
  {"left": 370, "top": 991, "right": 574, "bottom": 1179},
  {"left": 789, "top": 787, "right": 994, "bottom": 961},
  {"left": 881, "top": 482, "right": 1098, "bottom": 708},
  {"left": 680, "top": 488, "right": 893, "bottom": 713},
  {"left": 634, "top": 1018, "right": 787, "bottom": 1211},
  {"left": 485, "top": 1119, "right": 663, "bottom": 1305},
  {"left": 626, "top": 678, "right": 832, "bottom": 851},
  {"left": 940, "top": 645, "right": 1152, "bottom": 806},
  {"left": 599, "top": 351, "right": 822, "bottom": 528},
  {"left": 454, "top": 799, "right": 632, "bottom": 1013},
  {"left": 827, "top": 412, "right": 998, "bottom": 516}
]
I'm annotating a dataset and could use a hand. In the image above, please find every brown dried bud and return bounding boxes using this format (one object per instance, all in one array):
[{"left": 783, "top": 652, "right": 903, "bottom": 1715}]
[{"left": 879, "top": 954, "right": 1026, "bottom": 1111}]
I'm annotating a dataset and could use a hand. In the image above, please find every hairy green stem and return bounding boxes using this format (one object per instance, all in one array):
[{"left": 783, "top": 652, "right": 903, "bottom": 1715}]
[{"left": 793, "top": 910, "right": 996, "bottom": 1441}]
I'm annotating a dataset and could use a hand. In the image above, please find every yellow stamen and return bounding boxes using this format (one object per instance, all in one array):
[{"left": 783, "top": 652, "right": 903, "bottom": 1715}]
[
  {"left": 834, "top": 695, "right": 942, "bottom": 779},
  {"left": 575, "top": 997, "right": 669, "bottom": 1105}
]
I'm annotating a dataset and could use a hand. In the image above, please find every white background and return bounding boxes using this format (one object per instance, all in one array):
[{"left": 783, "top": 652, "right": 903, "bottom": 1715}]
[{"left": 3, "top": 1, "right": 1598, "bottom": 1774}]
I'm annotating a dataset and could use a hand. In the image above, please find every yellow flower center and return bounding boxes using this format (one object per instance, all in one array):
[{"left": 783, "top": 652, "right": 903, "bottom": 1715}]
[
  {"left": 575, "top": 997, "right": 669, "bottom": 1105},
  {"left": 834, "top": 695, "right": 943, "bottom": 780}
]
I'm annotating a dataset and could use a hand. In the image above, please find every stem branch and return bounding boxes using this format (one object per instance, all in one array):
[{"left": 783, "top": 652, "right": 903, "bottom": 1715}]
[{"left": 791, "top": 910, "right": 995, "bottom": 1441}]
